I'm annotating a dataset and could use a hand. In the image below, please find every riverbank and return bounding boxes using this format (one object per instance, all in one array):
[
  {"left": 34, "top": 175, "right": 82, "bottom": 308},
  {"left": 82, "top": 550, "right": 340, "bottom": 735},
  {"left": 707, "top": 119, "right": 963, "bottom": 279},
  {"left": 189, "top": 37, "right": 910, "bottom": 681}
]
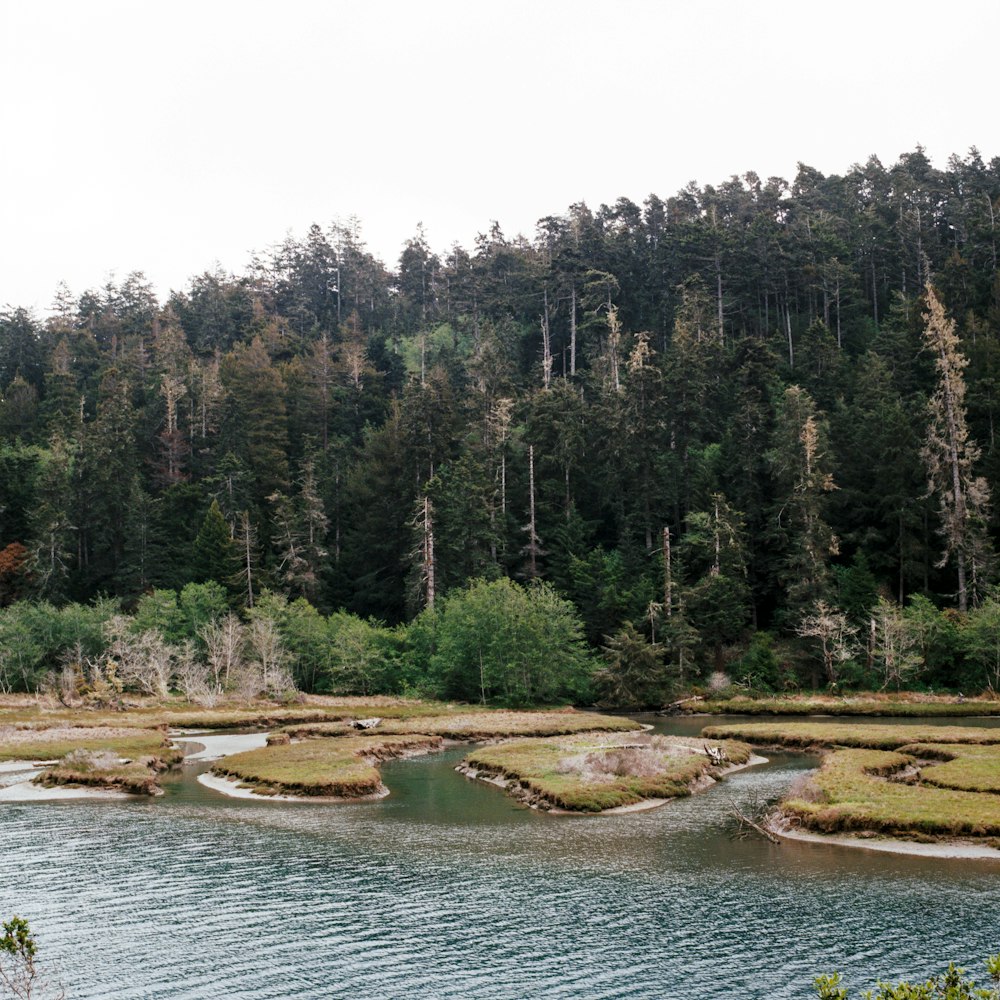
[{"left": 766, "top": 814, "right": 1000, "bottom": 860}]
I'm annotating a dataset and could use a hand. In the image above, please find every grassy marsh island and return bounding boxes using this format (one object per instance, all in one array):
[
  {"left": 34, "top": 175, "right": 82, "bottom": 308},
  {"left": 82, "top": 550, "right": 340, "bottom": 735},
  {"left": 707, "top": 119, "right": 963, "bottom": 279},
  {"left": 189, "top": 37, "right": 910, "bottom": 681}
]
[
  {"left": 703, "top": 720, "right": 1000, "bottom": 850},
  {"left": 209, "top": 734, "right": 444, "bottom": 799},
  {"left": 0, "top": 724, "right": 182, "bottom": 796},
  {"left": 207, "top": 707, "right": 642, "bottom": 801},
  {"left": 459, "top": 732, "right": 756, "bottom": 812}
]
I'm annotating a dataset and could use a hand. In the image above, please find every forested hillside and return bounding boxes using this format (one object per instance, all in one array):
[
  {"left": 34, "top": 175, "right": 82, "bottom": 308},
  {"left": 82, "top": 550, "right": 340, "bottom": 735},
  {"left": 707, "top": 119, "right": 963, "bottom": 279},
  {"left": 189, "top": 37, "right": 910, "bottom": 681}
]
[{"left": 4, "top": 146, "right": 1000, "bottom": 698}]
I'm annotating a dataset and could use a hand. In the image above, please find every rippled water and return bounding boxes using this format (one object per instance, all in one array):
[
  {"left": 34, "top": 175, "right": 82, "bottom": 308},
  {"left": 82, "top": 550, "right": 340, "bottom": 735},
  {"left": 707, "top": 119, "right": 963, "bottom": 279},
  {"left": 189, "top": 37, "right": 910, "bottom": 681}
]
[{"left": 2, "top": 716, "right": 999, "bottom": 999}]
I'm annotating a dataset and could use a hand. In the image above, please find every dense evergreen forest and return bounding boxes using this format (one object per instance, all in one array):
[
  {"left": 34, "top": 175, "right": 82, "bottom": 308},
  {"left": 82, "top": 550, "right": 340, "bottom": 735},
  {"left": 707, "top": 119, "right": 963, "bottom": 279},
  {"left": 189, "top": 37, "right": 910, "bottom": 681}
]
[{"left": 4, "top": 146, "right": 1000, "bottom": 701}]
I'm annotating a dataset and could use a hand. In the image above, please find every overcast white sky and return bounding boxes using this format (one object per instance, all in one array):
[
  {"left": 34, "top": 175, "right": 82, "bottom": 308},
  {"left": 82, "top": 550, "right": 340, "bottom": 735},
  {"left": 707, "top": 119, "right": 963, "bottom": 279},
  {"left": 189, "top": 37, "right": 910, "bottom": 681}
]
[{"left": 1, "top": 0, "right": 997, "bottom": 313}]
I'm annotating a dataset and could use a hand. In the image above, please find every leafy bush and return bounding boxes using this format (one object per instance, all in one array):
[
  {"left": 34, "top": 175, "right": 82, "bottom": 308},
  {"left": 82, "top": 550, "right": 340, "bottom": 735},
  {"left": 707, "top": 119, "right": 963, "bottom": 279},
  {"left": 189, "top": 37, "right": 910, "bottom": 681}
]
[{"left": 425, "top": 578, "right": 593, "bottom": 706}]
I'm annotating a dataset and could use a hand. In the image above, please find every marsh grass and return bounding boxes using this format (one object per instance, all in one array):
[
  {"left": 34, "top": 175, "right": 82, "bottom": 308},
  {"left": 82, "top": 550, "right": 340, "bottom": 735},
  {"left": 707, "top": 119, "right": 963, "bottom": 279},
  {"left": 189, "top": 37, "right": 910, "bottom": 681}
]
[
  {"left": 38, "top": 748, "right": 173, "bottom": 795},
  {"left": 212, "top": 734, "right": 444, "bottom": 797},
  {"left": 463, "top": 733, "right": 753, "bottom": 812},
  {"left": 283, "top": 710, "right": 641, "bottom": 742},
  {"left": 902, "top": 743, "right": 1000, "bottom": 794},
  {"left": 694, "top": 695, "right": 1000, "bottom": 718},
  {"left": 0, "top": 698, "right": 599, "bottom": 734},
  {"left": 782, "top": 747, "right": 1000, "bottom": 837},
  {"left": 702, "top": 721, "right": 1000, "bottom": 750},
  {"left": 0, "top": 725, "right": 175, "bottom": 762}
]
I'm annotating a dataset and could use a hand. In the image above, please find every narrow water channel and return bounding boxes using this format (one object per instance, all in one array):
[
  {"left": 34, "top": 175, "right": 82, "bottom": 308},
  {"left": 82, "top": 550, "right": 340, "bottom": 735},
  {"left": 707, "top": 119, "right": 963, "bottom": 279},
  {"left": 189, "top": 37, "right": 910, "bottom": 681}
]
[{"left": 1, "top": 716, "right": 997, "bottom": 999}]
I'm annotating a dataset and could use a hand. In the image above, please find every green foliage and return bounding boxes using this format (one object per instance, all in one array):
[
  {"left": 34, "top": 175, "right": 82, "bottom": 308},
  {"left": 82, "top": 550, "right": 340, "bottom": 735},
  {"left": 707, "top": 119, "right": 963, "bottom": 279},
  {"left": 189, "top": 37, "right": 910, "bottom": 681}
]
[
  {"left": 595, "top": 621, "right": 671, "bottom": 708},
  {"left": 192, "top": 499, "right": 237, "bottom": 587},
  {"left": 0, "top": 597, "right": 119, "bottom": 691},
  {"left": 427, "top": 578, "right": 593, "bottom": 706},
  {"left": 816, "top": 956, "right": 1000, "bottom": 999},
  {"left": 731, "top": 631, "right": 781, "bottom": 690},
  {"left": 6, "top": 148, "right": 1000, "bottom": 700}
]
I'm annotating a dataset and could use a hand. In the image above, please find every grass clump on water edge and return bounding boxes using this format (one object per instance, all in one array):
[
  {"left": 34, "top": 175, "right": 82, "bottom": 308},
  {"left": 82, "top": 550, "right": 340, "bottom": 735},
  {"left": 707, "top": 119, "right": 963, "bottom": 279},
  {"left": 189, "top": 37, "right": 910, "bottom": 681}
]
[
  {"left": 37, "top": 748, "right": 175, "bottom": 795},
  {"left": 211, "top": 734, "right": 444, "bottom": 798},
  {"left": 282, "top": 709, "right": 641, "bottom": 742},
  {"left": 701, "top": 721, "right": 1000, "bottom": 750},
  {"left": 462, "top": 733, "right": 753, "bottom": 812}
]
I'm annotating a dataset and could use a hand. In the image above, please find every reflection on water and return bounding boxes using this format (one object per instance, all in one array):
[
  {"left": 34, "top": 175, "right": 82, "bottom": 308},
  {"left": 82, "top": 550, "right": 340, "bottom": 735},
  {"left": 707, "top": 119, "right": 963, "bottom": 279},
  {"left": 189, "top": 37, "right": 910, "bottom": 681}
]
[{"left": 1, "top": 716, "right": 998, "bottom": 999}]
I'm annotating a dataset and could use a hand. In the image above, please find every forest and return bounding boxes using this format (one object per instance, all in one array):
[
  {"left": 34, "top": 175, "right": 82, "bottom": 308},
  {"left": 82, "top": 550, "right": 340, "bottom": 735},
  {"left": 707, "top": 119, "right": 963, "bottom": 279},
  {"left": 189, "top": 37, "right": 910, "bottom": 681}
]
[{"left": 3, "top": 145, "right": 1000, "bottom": 704}]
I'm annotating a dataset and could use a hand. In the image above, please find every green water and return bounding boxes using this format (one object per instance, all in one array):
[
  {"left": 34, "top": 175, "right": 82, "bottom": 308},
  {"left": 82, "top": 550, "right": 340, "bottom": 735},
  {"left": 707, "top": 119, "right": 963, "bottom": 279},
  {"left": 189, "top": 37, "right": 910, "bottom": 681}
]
[{"left": 1, "top": 715, "right": 998, "bottom": 998}]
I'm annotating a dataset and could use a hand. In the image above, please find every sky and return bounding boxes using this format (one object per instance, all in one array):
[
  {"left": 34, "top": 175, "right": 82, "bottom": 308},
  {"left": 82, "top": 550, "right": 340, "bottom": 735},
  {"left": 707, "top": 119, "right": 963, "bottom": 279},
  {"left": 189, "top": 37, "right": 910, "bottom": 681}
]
[{"left": 1, "top": 0, "right": 997, "bottom": 313}]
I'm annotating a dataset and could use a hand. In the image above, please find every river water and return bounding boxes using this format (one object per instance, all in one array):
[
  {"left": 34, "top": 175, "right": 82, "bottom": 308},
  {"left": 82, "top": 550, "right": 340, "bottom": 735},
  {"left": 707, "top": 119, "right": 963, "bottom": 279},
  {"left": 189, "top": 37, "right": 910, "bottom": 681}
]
[{"left": 1, "top": 716, "right": 998, "bottom": 999}]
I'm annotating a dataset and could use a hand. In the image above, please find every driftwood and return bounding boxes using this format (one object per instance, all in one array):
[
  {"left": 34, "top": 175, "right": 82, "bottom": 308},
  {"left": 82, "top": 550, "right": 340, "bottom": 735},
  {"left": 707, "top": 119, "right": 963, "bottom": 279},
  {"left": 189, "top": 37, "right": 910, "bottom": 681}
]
[
  {"left": 704, "top": 743, "right": 728, "bottom": 766},
  {"left": 729, "top": 794, "right": 780, "bottom": 844},
  {"left": 351, "top": 717, "right": 383, "bottom": 730},
  {"left": 659, "top": 695, "right": 705, "bottom": 716}
]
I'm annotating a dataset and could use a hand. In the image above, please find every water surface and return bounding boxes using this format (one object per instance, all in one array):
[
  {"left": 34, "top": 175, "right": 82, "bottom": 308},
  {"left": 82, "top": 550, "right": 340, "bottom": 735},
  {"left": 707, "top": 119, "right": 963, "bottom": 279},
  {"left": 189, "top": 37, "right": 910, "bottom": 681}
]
[{"left": 2, "top": 715, "right": 997, "bottom": 999}]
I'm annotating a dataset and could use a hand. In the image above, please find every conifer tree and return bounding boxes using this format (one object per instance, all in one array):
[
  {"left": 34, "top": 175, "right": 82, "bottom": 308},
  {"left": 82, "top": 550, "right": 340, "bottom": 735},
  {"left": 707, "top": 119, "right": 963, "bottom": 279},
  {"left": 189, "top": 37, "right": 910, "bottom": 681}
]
[{"left": 192, "top": 500, "right": 236, "bottom": 588}]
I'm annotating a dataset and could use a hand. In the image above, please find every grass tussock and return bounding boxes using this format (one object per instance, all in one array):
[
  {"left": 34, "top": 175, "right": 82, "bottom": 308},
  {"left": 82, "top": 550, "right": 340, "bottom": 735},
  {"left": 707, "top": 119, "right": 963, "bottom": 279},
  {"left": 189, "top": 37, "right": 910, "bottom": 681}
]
[
  {"left": 212, "top": 734, "right": 444, "bottom": 798},
  {"left": 283, "top": 710, "right": 641, "bottom": 742},
  {"left": 463, "top": 733, "right": 753, "bottom": 812},
  {"left": 782, "top": 747, "right": 1000, "bottom": 837},
  {"left": 701, "top": 721, "right": 1000, "bottom": 750},
  {"left": 37, "top": 748, "right": 175, "bottom": 795},
  {"left": 693, "top": 694, "right": 1000, "bottom": 718}
]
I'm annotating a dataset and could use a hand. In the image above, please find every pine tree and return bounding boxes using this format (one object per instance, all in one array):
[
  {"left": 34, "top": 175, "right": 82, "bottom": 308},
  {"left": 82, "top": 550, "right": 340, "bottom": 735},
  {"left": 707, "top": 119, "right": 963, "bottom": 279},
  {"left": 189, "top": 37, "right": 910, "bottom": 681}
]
[{"left": 192, "top": 500, "right": 237, "bottom": 587}]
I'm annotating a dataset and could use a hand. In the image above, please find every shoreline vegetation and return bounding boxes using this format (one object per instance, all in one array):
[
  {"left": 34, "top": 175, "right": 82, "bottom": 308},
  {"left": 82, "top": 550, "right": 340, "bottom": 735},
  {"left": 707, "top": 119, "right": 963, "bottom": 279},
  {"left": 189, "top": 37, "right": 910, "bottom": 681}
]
[
  {"left": 685, "top": 693, "right": 1000, "bottom": 718},
  {"left": 459, "top": 732, "right": 757, "bottom": 812},
  {"left": 704, "top": 720, "right": 1000, "bottom": 857}
]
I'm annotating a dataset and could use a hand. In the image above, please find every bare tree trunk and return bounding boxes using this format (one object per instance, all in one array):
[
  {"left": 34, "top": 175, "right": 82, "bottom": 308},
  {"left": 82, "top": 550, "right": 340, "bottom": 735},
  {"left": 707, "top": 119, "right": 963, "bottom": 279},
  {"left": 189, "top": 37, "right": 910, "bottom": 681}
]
[
  {"left": 835, "top": 276, "right": 842, "bottom": 349},
  {"left": 785, "top": 302, "right": 794, "bottom": 369},
  {"left": 423, "top": 496, "right": 435, "bottom": 610},
  {"left": 662, "top": 526, "right": 673, "bottom": 618},
  {"left": 569, "top": 286, "right": 577, "bottom": 377},
  {"left": 527, "top": 445, "right": 538, "bottom": 579},
  {"left": 541, "top": 289, "right": 552, "bottom": 389}
]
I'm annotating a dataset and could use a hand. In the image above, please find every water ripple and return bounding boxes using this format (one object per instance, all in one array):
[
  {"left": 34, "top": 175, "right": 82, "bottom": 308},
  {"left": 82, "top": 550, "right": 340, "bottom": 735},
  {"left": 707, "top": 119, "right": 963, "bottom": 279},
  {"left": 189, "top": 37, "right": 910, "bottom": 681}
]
[{"left": 1, "top": 735, "right": 998, "bottom": 998}]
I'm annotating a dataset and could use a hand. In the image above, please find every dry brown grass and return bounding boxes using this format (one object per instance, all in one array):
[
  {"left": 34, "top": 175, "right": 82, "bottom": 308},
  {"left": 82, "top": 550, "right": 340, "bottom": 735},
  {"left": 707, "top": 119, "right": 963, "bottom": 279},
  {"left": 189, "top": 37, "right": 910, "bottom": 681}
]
[
  {"left": 702, "top": 721, "right": 1000, "bottom": 750},
  {"left": 38, "top": 748, "right": 173, "bottom": 795},
  {"left": 283, "top": 710, "right": 641, "bottom": 742},
  {"left": 0, "top": 725, "right": 175, "bottom": 762}
]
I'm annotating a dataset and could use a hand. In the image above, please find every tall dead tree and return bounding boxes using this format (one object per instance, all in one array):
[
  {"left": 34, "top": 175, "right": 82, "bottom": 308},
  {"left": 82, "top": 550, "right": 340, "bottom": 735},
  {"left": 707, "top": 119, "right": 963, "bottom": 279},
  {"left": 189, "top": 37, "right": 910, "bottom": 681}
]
[{"left": 921, "top": 284, "right": 992, "bottom": 611}]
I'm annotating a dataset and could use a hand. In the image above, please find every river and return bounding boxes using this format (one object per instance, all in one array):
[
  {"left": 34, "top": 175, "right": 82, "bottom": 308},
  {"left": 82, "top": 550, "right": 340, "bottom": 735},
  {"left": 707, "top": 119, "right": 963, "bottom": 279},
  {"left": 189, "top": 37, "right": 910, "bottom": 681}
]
[{"left": 1, "top": 715, "right": 998, "bottom": 999}]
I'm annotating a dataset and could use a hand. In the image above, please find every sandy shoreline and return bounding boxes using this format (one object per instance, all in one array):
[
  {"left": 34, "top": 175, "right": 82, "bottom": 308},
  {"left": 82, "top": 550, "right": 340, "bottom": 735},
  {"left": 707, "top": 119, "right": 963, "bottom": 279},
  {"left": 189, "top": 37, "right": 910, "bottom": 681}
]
[
  {"left": 0, "top": 760, "right": 53, "bottom": 774},
  {"left": 197, "top": 771, "right": 389, "bottom": 803},
  {"left": 175, "top": 732, "right": 270, "bottom": 761},
  {"left": 0, "top": 780, "right": 131, "bottom": 802},
  {"left": 767, "top": 816, "right": 1000, "bottom": 860}
]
